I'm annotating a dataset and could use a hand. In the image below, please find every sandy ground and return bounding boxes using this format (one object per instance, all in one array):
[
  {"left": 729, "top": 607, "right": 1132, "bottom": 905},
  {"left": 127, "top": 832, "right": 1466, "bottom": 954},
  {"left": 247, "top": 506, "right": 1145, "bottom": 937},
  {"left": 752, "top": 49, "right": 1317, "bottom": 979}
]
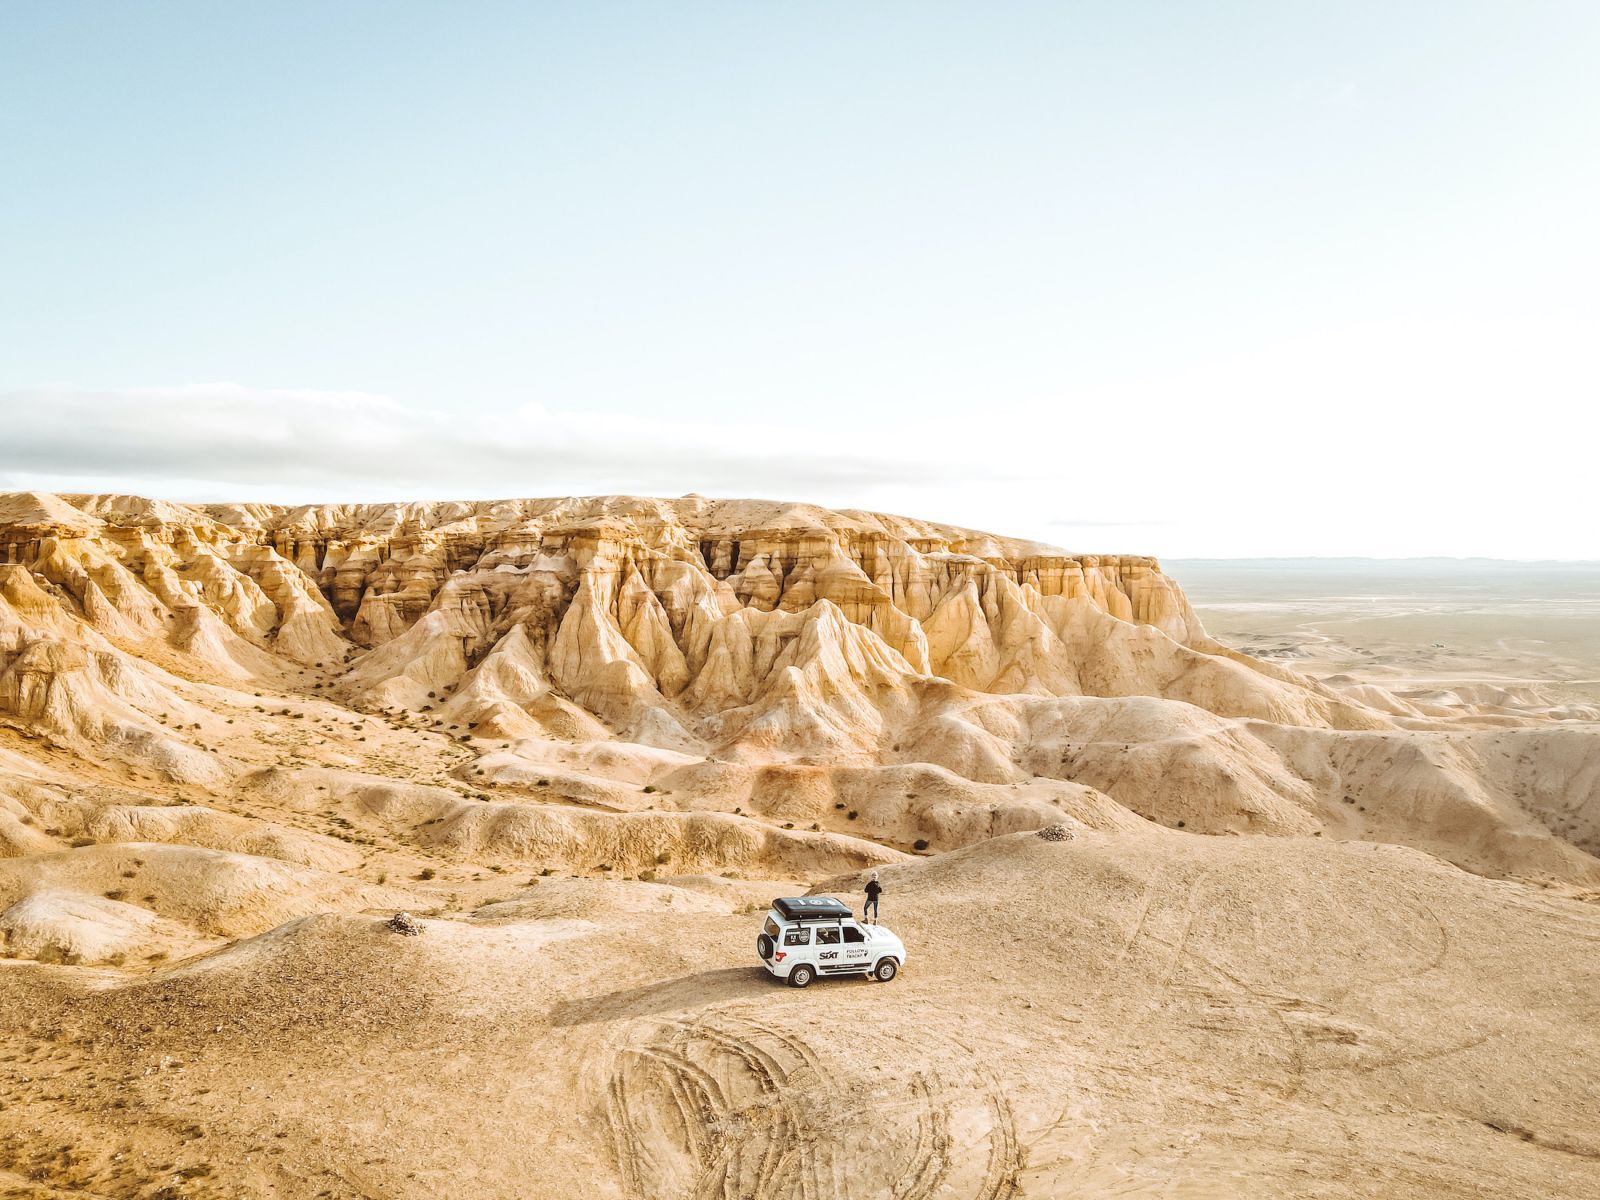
[
  {"left": 1175, "top": 558, "right": 1600, "bottom": 714},
  {"left": 1, "top": 504, "right": 1598, "bottom": 1198},
  {"left": 4, "top": 830, "right": 1598, "bottom": 1199}
]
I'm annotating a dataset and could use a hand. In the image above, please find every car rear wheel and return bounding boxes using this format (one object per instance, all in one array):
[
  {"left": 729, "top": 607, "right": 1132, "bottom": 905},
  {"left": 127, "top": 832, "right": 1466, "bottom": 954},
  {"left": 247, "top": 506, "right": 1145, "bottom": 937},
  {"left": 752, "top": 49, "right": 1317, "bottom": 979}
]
[
  {"left": 756, "top": 933, "right": 774, "bottom": 959},
  {"left": 873, "top": 958, "right": 898, "bottom": 982},
  {"left": 788, "top": 964, "right": 815, "bottom": 988}
]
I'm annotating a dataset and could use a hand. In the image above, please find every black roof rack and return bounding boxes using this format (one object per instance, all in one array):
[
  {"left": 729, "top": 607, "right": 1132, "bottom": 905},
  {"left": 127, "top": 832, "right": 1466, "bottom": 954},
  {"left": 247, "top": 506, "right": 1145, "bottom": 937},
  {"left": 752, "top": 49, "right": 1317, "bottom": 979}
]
[{"left": 772, "top": 896, "right": 851, "bottom": 922}]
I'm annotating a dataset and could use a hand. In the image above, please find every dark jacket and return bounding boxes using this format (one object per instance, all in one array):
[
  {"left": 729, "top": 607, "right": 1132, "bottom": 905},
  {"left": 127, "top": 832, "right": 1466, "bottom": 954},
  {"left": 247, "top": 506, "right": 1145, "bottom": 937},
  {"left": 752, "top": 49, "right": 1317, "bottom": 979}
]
[{"left": 864, "top": 880, "right": 882, "bottom": 901}]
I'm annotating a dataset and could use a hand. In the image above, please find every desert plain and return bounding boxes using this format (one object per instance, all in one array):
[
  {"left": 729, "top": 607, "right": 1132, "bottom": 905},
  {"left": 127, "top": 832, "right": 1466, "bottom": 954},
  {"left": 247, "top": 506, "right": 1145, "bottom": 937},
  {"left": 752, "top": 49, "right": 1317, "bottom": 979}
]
[{"left": 0, "top": 492, "right": 1596, "bottom": 1199}]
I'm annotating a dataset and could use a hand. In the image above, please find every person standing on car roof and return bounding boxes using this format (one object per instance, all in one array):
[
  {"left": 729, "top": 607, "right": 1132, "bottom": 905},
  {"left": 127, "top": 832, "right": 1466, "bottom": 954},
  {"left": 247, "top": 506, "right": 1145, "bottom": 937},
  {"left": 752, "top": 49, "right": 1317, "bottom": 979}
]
[{"left": 863, "top": 872, "right": 882, "bottom": 924}]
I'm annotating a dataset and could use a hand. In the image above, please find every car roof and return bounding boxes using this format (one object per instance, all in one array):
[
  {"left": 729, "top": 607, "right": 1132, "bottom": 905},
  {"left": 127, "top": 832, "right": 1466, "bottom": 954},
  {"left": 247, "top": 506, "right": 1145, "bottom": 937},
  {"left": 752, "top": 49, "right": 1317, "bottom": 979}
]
[{"left": 772, "top": 896, "right": 852, "bottom": 921}]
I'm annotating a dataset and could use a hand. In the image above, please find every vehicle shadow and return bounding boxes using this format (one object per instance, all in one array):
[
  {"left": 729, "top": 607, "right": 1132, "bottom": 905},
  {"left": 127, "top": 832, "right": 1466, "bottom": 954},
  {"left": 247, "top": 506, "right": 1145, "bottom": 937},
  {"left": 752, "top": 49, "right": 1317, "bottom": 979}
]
[{"left": 548, "top": 966, "right": 772, "bottom": 1026}]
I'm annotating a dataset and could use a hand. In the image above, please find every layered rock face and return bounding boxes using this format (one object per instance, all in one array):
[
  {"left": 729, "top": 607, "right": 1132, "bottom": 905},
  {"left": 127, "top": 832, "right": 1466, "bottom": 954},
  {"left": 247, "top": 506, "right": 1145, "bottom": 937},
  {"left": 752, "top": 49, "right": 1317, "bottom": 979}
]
[
  {"left": 0, "top": 492, "right": 1374, "bottom": 752},
  {"left": 2, "top": 490, "right": 1598, "bottom": 886}
]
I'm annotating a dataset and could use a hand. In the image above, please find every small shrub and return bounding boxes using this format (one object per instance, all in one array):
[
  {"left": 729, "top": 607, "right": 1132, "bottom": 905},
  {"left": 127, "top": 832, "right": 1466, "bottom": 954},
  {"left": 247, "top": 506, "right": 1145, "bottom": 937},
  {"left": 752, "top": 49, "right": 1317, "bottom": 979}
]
[
  {"left": 834, "top": 802, "right": 845, "bottom": 809},
  {"left": 913, "top": 838, "right": 929, "bottom": 851},
  {"left": 104, "top": 889, "right": 127, "bottom": 901},
  {"left": 642, "top": 785, "right": 657, "bottom": 794},
  {"left": 417, "top": 867, "right": 437, "bottom": 881},
  {"left": 847, "top": 810, "right": 859, "bottom": 820}
]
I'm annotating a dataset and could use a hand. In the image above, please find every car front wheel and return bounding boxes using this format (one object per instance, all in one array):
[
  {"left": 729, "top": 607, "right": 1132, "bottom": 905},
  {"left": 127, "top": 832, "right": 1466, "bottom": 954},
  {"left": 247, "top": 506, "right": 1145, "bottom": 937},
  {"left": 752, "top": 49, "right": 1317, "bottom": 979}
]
[
  {"left": 873, "top": 958, "right": 898, "bottom": 982},
  {"left": 788, "top": 964, "right": 815, "bottom": 988}
]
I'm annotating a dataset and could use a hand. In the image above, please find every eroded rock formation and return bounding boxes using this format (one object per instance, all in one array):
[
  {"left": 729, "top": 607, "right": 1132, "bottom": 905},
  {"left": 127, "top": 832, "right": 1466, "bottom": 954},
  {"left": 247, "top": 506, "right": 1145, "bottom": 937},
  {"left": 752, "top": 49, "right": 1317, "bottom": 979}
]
[{"left": 2, "top": 490, "right": 1597, "bottom": 886}]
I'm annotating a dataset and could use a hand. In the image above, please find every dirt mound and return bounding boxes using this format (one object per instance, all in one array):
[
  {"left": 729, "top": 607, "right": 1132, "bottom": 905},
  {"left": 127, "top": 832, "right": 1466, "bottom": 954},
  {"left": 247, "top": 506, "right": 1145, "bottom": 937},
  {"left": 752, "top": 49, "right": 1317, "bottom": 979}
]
[
  {"left": 0, "top": 888, "right": 192, "bottom": 964},
  {"left": 470, "top": 877, "right": 735, "bottom": 920},
  {"left": 80, "top": 805, "right": 360, "bottom": 871},
  {"left": 0, "top": 843, "right": 390, "bottom": 939},
  {"left": 417, "top": 801, "right": 900, "bottom": 877}
]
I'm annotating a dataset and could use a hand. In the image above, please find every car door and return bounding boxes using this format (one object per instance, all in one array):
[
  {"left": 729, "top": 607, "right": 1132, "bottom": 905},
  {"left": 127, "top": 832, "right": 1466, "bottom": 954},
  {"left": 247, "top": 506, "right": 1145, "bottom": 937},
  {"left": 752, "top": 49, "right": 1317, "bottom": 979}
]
[
  {"left": 813, "top": 923, "right": 853, "bottom": 972},
  {"left": 780, "top": 924, "right": 812, "bottom": 969},
  {"left": 841, "top": 921, "right": 872, "bottom": 970}
]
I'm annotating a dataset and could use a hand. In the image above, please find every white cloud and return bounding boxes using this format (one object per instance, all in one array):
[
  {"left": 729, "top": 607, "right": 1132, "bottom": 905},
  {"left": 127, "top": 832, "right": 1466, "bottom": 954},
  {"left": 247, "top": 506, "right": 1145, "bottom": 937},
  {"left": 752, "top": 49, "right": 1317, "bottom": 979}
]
[
  {"left": 0, "top": 382, "right": 1014, "bottom": 504},
  {"left": 2, "top": 339, "right": 1595, "bottom": 561}
]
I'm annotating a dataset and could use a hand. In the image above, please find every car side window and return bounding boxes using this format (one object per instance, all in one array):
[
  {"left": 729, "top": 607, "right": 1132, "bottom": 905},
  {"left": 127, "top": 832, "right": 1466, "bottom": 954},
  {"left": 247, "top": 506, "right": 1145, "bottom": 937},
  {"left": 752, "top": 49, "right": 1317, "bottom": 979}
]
[
  {"left": 843, "top": 926, "right": 864, "bottom": 943},
  {"left": 815, "top": 927, "right": 840, "bottom": 945},
  {"left": 784, "top": 928, "right": 810, "bottom": 946}
]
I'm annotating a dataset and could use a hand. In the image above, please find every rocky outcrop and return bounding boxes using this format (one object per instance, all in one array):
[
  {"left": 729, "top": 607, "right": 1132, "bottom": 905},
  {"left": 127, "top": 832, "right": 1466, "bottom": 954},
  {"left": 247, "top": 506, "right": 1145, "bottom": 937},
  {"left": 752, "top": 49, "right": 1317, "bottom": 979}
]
[
  {"left": 0, "top": 492, "right": 1390, "bottom": 765},
  {"left": 0, "top": 492, "right": 1596, "bottom": 888}
]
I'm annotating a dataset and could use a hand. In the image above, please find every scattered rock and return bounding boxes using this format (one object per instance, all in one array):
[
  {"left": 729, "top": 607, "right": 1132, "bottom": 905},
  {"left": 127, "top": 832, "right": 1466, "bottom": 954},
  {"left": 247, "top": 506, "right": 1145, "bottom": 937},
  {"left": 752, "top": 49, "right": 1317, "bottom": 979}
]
[
  {"left": 1037, "top": 823, "right": 1076, "bottom": 842},
  {"left": 386, "top": 911, "right": 425, "bottom": 936}
]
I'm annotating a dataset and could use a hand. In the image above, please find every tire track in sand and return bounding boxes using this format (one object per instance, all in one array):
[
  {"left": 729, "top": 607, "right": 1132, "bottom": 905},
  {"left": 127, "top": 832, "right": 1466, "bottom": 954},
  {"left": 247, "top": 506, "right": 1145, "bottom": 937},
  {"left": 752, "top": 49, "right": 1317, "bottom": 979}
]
[{"left": 602, "top": 1013, "right": 1019, "bottom": 1200}]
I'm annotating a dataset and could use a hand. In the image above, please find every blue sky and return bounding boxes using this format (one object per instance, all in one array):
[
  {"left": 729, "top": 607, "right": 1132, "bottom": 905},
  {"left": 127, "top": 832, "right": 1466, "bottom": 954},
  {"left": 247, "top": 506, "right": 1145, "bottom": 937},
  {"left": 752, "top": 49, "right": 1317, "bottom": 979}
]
[{"left": 2, "top": 2, "right": 1597, "bottom": 556}]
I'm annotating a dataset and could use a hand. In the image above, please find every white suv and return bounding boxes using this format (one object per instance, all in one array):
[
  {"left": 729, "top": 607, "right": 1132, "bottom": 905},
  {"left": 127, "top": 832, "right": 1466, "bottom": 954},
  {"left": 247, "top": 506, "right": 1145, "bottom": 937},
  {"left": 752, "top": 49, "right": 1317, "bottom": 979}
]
[{"left": 756, "top": 896, "right": 906, "bottom": 987}]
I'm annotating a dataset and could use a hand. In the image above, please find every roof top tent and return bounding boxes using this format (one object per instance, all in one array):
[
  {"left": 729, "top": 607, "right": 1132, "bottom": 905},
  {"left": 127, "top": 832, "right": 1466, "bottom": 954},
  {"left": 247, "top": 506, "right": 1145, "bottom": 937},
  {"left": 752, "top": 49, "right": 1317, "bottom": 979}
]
[{"left": 773, "top": 896, "right": 853, "bottom": 922}]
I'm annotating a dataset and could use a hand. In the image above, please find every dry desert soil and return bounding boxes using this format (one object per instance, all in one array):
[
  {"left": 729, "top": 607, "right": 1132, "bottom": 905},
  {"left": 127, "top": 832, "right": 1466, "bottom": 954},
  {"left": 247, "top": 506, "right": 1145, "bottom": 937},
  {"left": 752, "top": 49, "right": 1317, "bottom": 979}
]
[{"left": 0, "top": 492, "right": 1596, "bottom": 1199}]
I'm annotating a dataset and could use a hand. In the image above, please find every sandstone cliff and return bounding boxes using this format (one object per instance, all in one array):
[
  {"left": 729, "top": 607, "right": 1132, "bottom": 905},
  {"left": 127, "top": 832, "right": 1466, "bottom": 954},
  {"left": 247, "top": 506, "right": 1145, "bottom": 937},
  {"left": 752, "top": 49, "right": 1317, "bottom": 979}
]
[
  {"left": 1, "top": 491, "right": 1597, "bottom": 886},
  {"left": 0, "top": 492, "right": 1379, "bottom": 746}
]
